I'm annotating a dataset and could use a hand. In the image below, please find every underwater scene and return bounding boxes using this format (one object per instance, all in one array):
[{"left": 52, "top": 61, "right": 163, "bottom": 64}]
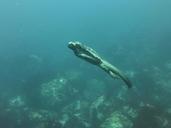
[{"left": 0, "top": 0, "right": 171, "bottom": 128}]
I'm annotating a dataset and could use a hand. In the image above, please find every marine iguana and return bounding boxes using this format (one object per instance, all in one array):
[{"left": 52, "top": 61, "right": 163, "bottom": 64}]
[{"left": 68, "top": 41, "right": 132, "bottom": 88}]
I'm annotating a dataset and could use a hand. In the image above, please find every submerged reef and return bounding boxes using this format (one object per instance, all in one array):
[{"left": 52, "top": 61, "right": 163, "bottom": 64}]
[
  {"left": 100, "top": 111, "right": 133, "bottom": 128},
  {"left": 1, "top": 67, "right": 171, "bottom": 128},
  {"left": 41, "top": 77, "right": 68, "bottom": 106}
]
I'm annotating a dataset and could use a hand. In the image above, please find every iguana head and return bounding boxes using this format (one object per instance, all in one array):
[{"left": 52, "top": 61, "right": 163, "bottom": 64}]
[{"left": 68, "top": 41, "right": 81, "bottom": 51}]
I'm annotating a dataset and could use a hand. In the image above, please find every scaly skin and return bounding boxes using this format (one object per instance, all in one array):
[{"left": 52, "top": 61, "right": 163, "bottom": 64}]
[{"left": 68, "top": 41, "right": 132, "bottom": 88}]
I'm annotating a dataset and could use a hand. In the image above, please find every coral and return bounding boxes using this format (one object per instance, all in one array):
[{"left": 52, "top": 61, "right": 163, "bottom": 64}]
[
  {"left": 28, "top": 109, "right": 54, "bottom": 122},
  {"left": 100, "top": 111, "right": 133, "bottom": 128},
  {"left": 91, "top": 95, "right": 105, "bottom": 109},
  {"left": 123, "top": 106, "right": 138, "bottom": 119},
  {"left": 8, "top": 95, "right": 25, "bottom": 108},
  {"left": 40, "top": 77, "right": 68, "bottom": 106}
]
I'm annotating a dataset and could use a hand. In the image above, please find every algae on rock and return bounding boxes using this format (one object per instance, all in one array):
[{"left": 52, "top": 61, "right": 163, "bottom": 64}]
[{"left": 100, "top": 111, "right": 133, "bottom": 128}]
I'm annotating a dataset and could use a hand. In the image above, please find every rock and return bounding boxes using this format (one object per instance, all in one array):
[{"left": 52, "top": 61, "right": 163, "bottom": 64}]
[{"left": 100, "top": 111, "right": 133, "bottom": 128}]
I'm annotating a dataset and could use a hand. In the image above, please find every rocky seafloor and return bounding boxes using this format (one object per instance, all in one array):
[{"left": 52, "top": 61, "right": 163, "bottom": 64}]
[{"left": 1, "top": 64, "right": 171, "bottom": 128}]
